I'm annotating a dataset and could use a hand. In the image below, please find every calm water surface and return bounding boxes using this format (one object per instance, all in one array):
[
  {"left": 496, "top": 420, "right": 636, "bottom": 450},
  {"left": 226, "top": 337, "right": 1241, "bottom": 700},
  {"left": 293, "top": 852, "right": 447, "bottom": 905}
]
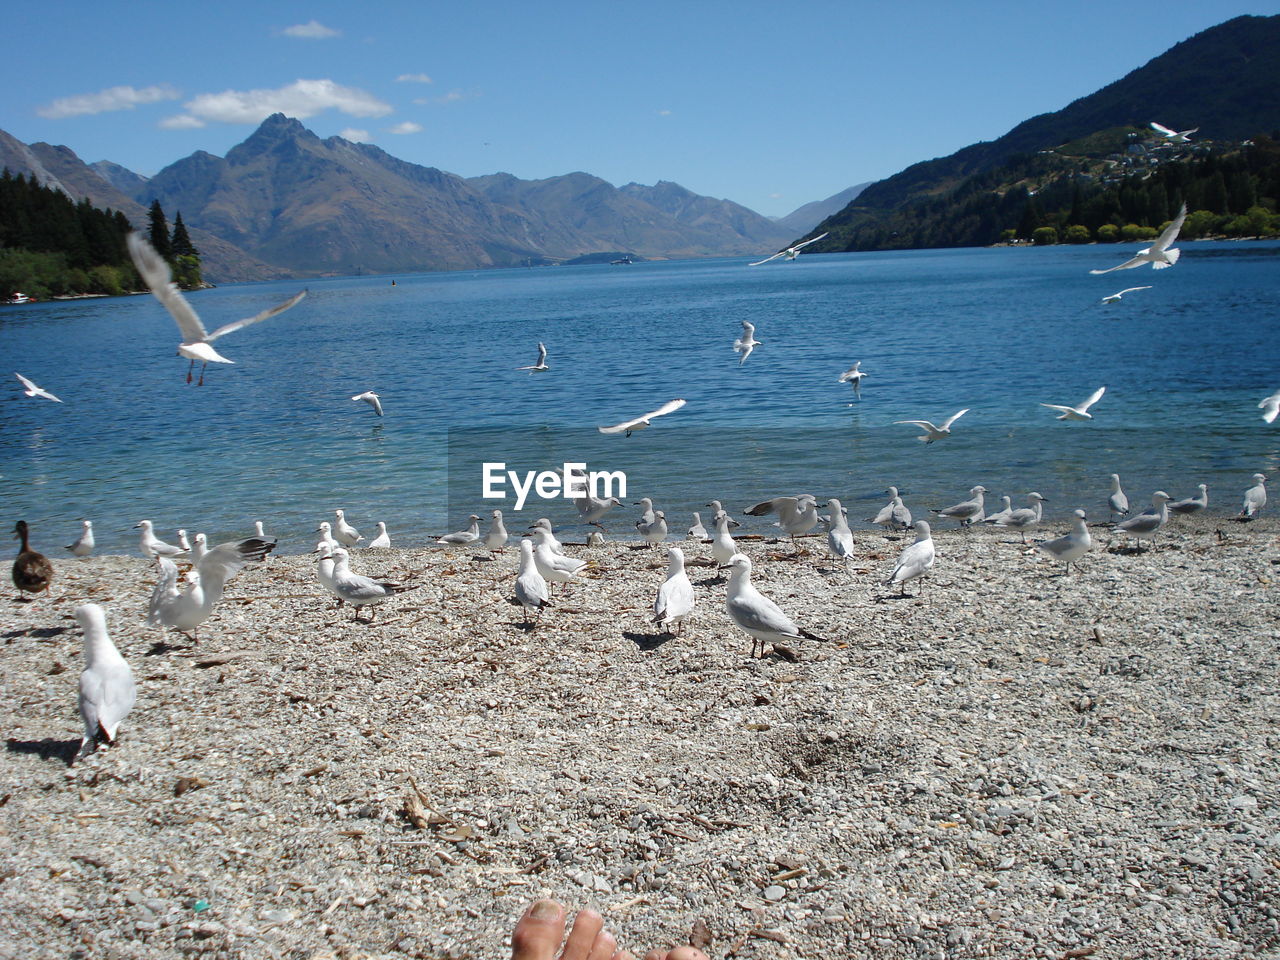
[{"left": 3, "top": 241, "right": 1278, "bottom": 553}]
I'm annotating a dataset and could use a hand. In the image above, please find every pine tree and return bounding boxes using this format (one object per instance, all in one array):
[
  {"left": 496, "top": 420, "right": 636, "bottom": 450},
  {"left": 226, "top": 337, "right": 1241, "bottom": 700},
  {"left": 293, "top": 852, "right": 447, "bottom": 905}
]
[
  {"left": 147, "top": 200, "right": 173, "bottom": 260},
  {"left": 170, "top": 212, "right": 197, "bottom": 257}
]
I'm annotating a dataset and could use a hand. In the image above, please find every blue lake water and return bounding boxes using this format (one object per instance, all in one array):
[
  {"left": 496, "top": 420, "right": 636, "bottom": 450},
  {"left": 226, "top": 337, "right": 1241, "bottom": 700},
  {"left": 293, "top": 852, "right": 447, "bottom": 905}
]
[{"left": 3, "top": 241, "right": 1278, "bottom": 554}]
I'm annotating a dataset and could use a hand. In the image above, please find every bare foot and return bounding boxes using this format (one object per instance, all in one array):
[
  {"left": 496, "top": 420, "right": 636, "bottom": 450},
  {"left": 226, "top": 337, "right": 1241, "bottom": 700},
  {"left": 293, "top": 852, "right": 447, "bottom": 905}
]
[{"left": 511, "top": 900, "right": 710, "bottom": 960}]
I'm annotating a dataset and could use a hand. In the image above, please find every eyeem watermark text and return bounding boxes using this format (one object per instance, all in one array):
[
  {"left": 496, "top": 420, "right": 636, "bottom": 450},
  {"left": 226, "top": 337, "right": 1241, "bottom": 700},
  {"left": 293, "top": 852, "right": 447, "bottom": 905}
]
[{"left": 482, "top": 462, "right": 627, "bottom": 510}]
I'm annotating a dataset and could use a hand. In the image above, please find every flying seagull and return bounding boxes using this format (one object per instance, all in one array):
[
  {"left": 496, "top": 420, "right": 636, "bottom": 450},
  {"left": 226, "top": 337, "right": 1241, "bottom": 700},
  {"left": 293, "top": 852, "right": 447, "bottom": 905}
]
[
  {"left": 351, "top": 391, "right": 383, "bottom": 416},
  {"left": 1150, "top": 121, "right": 1198, "bottom": 143},
  {"left": 1041, "top": 386, "right": 1106, "bottom": 421},
  {"left": 837, "top": 361, "right": 866, "bottom": 399},
  {"left": 126, "top": 232, "right": 306, "bottom": 385},
  {"left": 599, "top": 398, "right": 686, "bottom": 436},
  {"left": 733, "top": 321, "right": 760, "bottom": 364},
  {"left": 1089, "top": 204, "right": 1187, "bottom": 274},
  {"left": 14, "top": 372, "right": 62, "bottom": 403},
  {"left": 749, "top": 231, "right": 829, "bottom": 266},
  {"left": 895, "top": 408, "right": 969, "bottom": 443},
  {"left": 1259, "top": 390, "right": 1280, "bottom": 425},
  {"left": 516, "top": 342, "right": 550, "bottom": 373},
  {"left": 1100, "top": 286, "right": 1152, "bottom": 304}
]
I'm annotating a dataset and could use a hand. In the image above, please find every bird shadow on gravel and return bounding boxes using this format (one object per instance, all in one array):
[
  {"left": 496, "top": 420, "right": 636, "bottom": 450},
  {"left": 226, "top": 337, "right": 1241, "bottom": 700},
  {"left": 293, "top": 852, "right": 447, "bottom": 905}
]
[
  {"left": 6, "top": 737, "right": 80, "bottom": 766},
  {"left": 2, "top": 625, "right": 68, "bottom": 642},
  {"left": 623, "top": 630, "right": 674, "bottom": 652}
]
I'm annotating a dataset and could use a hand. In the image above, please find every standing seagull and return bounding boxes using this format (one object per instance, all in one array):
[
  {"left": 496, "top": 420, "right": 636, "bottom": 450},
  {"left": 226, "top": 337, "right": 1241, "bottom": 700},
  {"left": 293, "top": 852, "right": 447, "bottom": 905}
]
[
  {"left": 1090, "top": 204, "right": 1187, "bottom": 274},
  {"left": 530, "top": 528, "right": 589, "bottom": 590},
  {"left": 1113, "top": 492, "right": 1172, "bottom": 550},
  {"left": 127, "top": 232, "right": 306, "bottom": 385},
  {"left": 721, "top": 553, "right": 827, "bottom": 657},
  {"left": 516, "top": 342, "right": 550, "bottom": 373},
  {"left": 687, "top": 512, "right": 708, "bottom": 541},
  {"left": 148, "top": 537, "right": 276, "bottom": 639},
  {"left": 598, "top": 398, "right": 686, "bottom": 436},
  {"left": 1036, "top": 510, "right": 1092, "bottom": 574},
  {"left": 933, "top": 486, "right": 987, "bottom": 527},
  {"left": 1108, "top": 474, "right": 1130, "bottom": 520},
  {"left": 135, "top": 520, "right": 187, "bottom": 559},
  {"left": 333, "top": 509, "right": 363, "bottom": 547},
  {"left": 1259, "top": 390, "right": 1280, "bottom": 425},
  {"left": 65, "top": 520, "right": 95, "bottom": 558},
  {"left": 636, "top": 510, "right": 668, "bottom": 547},
  {"left": 1241, "top": 474, "right": 1268, "bottom": 519},
  {"left": 351, "top": 391, "right": 383, "bottom": 416},
  {"left": 990, "top": 492, "right": 1048, "bottom": 543},
  {"left": 711, "top": 512, "right": 740, "bottom": 567},
  {"left": 14, "top": 372, "right": 62, "bottom": 403},
  {"left": 895, "top": 408, "right": 969, "bottom": 443},
  {"left": 821, "top": 499, "right": 855, "bottom": 570},
  {"left": 513, "top": 539, "right": 552, "bottom": 624},
  {"left": 653, "top": 547, "right": 695, "bottom": 636},
  {"left": 1100, "top": 286, "right": 1152, "bottom": 305},
  {"left": 366, "top": 521, "right": 391, "bottom": 549},
  {"left": 1041, "top": 386, "right": 1106, "bottom": 421},
  {"left": 1169, "top": 484, "right": 1209, "bottom": 515},
  {"left": 733, "top": 321, "right": 761, "bottom": 364},
  {"left": 749, "top": 231, "right": 829, "bottom": 266},
  {"left": 437, "top": 515, "right": 482, "bottom": 548},
  {"left": 74, "top": 604, "right": 136, "bottom": 762},
  {"left": 326, "top": 547, "right": 416, "bottom": 622},
  {"left": 837, "top": 361, "right": 867, "bottom": 399},
  {"left": 484, "top": 510, "right": 509, "bottom": 553},
  {"left": 884, "top": 520, "right": 936, "bottom": 596},
  {"left": 869, "top": 487, "right": 912, "bottom": 532},
  {"left": 13, "top": 520, "right": 54, "bottom": 599}
]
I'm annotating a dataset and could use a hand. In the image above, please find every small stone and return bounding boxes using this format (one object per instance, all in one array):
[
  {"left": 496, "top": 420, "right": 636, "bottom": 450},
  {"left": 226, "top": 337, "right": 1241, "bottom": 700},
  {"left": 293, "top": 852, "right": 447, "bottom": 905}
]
[{"left": 763, "top": 885, "right": 786, "bottom": 902}]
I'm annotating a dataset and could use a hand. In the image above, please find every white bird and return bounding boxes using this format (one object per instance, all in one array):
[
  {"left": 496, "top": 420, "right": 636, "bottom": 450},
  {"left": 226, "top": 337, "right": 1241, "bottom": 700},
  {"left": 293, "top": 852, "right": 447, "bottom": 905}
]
[
  {"left": 528, "top": 518, "right": 565, "bottom": 555},
  {"left": 315, "top": 521, "right": 339, "bottom": 554},
  {"left": 980, "top": 495, "right": 1015, "bottom": 527},
  {"left": 586, "top": 529, "right": 607, "bottom": 548},
  {"left": 1241, "top": 474, "right": 1268, "bottom": 519},
  {"left": 135, "top": 520, "right": 187, "bottom": 559},
  {"left": 351, "top": 391, "right": 383, "bottom": 416},
  {"left": 366, "top": 521, "right": 391, "bottom": 549},
  {"left": 653, "top": 547, "right": 695, "bottom": 636},
  {"left": 634, "top": 497, "right": 656, "bottom": 525},
  {"left": 438, "top": 515, "right": 482, "bottom": 547},
  {"left": 1150, "top": 121, "right": 1198, "bottom": 142},
  {"left": 484, "top": 510, "right": 509, "bottom": 553},
  {"left": 1113, "top": 491, "right": 1172, "bottom": 550},
  {"left": 253, "top": 521, "right": 268, "bottom": 540},
  {"left": 749, "top": 231, "right": 829, "bottom": 266},
  {"left": 933, "top": 486, "right": 987, "bottom": 526},
  {"left": 1258, "top": 390, "right": 1280, "bottom": 425},
  {"left": 314, "top": 547, "right": 344, "bottom": 607},
  {"left": 895, "top": 408, "right": 969, "bottom": 443},
  {"left": 706, "top": 499, "right": 737, "bottom": 525},
  {"left": 733, "top": 321, "right": 761, "bottom": 364},
  {"left": 190, "top": 533, "right": 208, "bottom": 564},
  {"left": 175, "top": 529, "right": 192, "bottom": 552},
  {"left": 599, "top": 398, "right": 687, "bottom": 435},
  {"left": 820, "top": 499, "right": 855, "bottom": 569},
  {"left": 1108, "top": 474, "right": 1130, "bottom": 520},
  {"left": 884, "top": 520, "right": 935, "bottom": 596},
  {"left": 1089, "top": 203, "right": 1187, "bottom": 274},
  {"left": 869, "top": 487, "right": 912, "bottom": 532},
  {"left": 576, "top": 493, "right": 621, "bottom": 528},
  {"left": 711, "top": 512, "right": 740, "bottom": 566},
  {"left": 990, "top": 492, "right": 1048, "bottom": 543},
  {"left": 516, "top": 342, "right": 550, "bottom": 373},
  {"left": 744, "top": 494, "right": 819, "bottom": 550},
  {"left": 65, "top": 520, "right": 94, "bottom": 557},
  {"left": 636, "top": 510, "right": 668, "bottom": 547},
  {"left": 837, "top": 361, "right": 866, "bottom": 399},
  {"left": 1041, "top": 386, "right": 1106, "bottom": 421},
  {"left": 1100, "top": 286, "right": 1152, "bottom": 304},
  {"left": 14, "top": 372, "right": 62, "bottom": 403},
  {"left": 721, "top": 553, "right": 827, "bottom": 657},
  {"left": 530, "top": 528, "right": 589, "bottom": 589},
  {"left": 687, "top": 512, "right": 708, "bottom": 540},
  {"left": 75, "top": 604, "right": 135, "bottom": 762},
  {"left": 126, "top": 232, "right": 305, "bottom": 385},
  {"left": 327, "top": 546, "right": 415, "bottom": 621},
  {"left": 333, "top": 509, "right": 362, "bottom": 547},
  {"left": 148, "top": 536, "right": 276, "bottom": 639},
  {"left": 514, "top": 539, "right": 552, "bottom": 623},
  {"left": 1169, "top": 484, "right": 1209, "bottom": 515},
  {"left": 1036, "top": 509, "right": 1092, "bottom": 573}
]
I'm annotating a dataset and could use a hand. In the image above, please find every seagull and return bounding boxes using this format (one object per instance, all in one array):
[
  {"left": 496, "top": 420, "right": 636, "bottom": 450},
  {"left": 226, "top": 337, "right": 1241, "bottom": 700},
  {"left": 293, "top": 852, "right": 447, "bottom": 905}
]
[
  {"left": 721, "top": 553, "right": 827, "bottom": 657},
  {"left": 820, "top": 499, "right": 855, "bottom": 570},
  {"left": 1150, "top": 121, "right": 1198, "bottom": 142},
  {"left": 530, "top": 528, "right": 589, "bottom": 589},
  {"left": 895, "top": 408, "right": 969, "bottom": 443},
  {"left": 1259, "top": 390, "right": 1280, "bottom": 425},
  {"left": 980, "top": 495, "right": 1015, "bottom": 527},
  {"left": 586, "top": 529, "right": 607, "bottom": 548},
  {"left": 528, "top": 518, "right": 565, "bottom": 555},
  {"left": 568, "top": 465, "right": 621, "bottom": 528},
  {"left": 314, "top": 546, "right": 345, "bottom": 607},
  {"left": 484, "top": 510, "right": 509, "bottom": 553},
  {"left": 126, "top": 232, "right": 306, "bottom": 385},
  {"left": 333, "top": 509, "right": 362, "bottom": 547},
  {"left": 190, "top": 533, "right": 208, "bottom": 564},
  {"left": 326, "top": 546, "right": 416, "bottom": 621},
  {"left": 1108, "top": 474, "right": 1130, "bottom": 520},
  {"left": 437, "top": 515, "right": 482, "bottom": 547},
  {"left": 1169, "top": 484, "right": 1209, "bottom": 515},
  {"left": 74, "top": 604, "right": 136, "bottom": 762},
  {"left": 135, "top": 520, "right": 187, "bottom": 559},
  {"left": 599, "top": 398, "right": 686, "bottom": 436},
  {"left": 315, "top": 521, "right": 339, "bottom": 555},
  {"left": 706, "top": 500, "right": 738, "bottom": 527},
  {"left": 1089, "top": 203, "right": 1187, "bottom": 274},
  {"left": 933, "top": 486, "right": 987, "bottom": 527},
  {"left": 1113, "top": 492, "right": 1172, "bottom": 550},
  {"left": 65, "top": 520, "right": 94, "bottom": 558},
  {"left": 989, "top": 492, "right": 1048, "bottom": 543},
  {"left": 749, "top": 231, "right": 829, "bottom": 266},
  {"left": 733, "top": 321, "right": 761, "bottom": 364},
  {"left": 1100, "top": 286, "right": 1152, "bottom": 304},
  {"left": 148, "top": 537, "right": 276, "bottom": 639},
  {"left": 711, "top": 512, "right": 740, "bottom": 566},
  {"left": 636, "top": 510, "right": 668, "bottom": 547},
  {"left": 366, "top": 521, "right": 391, "bottom": 549},
  {"left": 744, "top": 494, "right": 819, "bottom": 550},
  {"left": 175, "top": 529, "right": 192, "bottom": 553},
  {"left": 13, "top": 520, "right": 54, "bottom": 599},
  {"left": 869, "top": 487, "right": 912, "bottom": 532},
  {"left": 687, "top": 512, "right": 708, "bottom": 541},
  {"left": 1241, "top": 474, "right": 1268, "bottom": 519},
  {"left": 516, "top": 342, "right": 550, "bottom": 373},
  {"left": 351, "top": 391, "right": 383, "bottom": 416},
  {"left": 14, "top": 372, "right": 62, "bottom": 403},
  {"left": 653, "top": 547, "right": 695, "bottom": 636},
  {"left": 1041, "top": 386, "right": 1106, "bottom": 421},
  {"left": 883, "top": 520, "right": 935, "bottom": 596},
  {"left": 837, "top": 361, "right": 866, "bottom": 399},
  {"left": 514, "top": 539, "right": 552, "bottom": 624},
  {"left": 1036, "top": 510, "right": 1092, "bottom": 573}
]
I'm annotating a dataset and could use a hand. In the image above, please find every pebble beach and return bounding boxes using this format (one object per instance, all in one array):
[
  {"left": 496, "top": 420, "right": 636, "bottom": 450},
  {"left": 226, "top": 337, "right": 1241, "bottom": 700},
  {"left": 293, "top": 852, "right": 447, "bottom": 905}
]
[{"left": 3, "top": 514, "right": 1279, "bottom": 959}]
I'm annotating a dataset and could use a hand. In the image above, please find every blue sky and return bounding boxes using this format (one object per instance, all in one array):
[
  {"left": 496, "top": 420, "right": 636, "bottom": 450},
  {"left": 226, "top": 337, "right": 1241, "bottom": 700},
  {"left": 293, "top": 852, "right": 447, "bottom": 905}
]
[{"left": 3, "top": 2, "right": 1275, "bottom": 218}]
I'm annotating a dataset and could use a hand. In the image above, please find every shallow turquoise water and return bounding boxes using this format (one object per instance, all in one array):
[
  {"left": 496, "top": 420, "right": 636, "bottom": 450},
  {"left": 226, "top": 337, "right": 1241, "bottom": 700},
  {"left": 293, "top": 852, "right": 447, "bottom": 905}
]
[{"left": 3, "top": 241, "right": 1278, "bottom": 554}]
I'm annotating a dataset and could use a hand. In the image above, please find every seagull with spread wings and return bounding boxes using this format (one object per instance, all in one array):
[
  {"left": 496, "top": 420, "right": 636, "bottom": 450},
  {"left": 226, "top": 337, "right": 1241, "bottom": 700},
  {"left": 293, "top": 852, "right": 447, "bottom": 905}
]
[
  {"left": 733, "top": 321, "right": 760, "bottom": 364},
  {"left": 126, "top": 232, "right": 306, "bottom": 385},
  {"left": 1100, "top": 286, "right": 1152, "bottom": 304},
  {"left": 516, "top": 342, "right": 550, "bottom": 373},
  {"left": 14, "top": 372, "right": 63, "bottom": 403},
  {"left": 749, "top": 231, "right": 829, "bottom": 266},
  {"left": 1089, "top": 204, "right": 1187, "bottom": 275},
  {"left": 598, "top": 398, "right": 686, "bottom": 436},
  {"left": 1041, "top": 385, "right": 1106, "bottom": 421},
  {"left": 894, "top": 408, "right": 969, "bottom": 443},
  {"left": 1150, "top": 121, "right": 1198, "bottom": 143},
  {"left": 351, "top": 391, "right": 383, "bottom": 416}
]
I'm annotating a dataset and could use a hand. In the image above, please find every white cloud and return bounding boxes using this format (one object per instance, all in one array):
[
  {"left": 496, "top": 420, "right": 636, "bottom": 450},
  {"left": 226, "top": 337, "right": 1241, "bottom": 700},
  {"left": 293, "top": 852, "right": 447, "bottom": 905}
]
[
  {"left": 159, "top": 114, "right": 206, "bottom": 130},
  {"left": 387, "top": 121, "right": 423, "bottom": 135},
  {"left": 340, "top": 128, "right": 371, "bottom": 142},
  {"left": 37, "top": 84, "right": 180, "bottom": 119},
  {"left": 658, "top": 109, "right": 672, "bottom": 116},
  {"left": 396, "top": 73, "right": 433, "bottom": 84},
  {"left": 283, "top": 20, "right": 340, "bottom": 39},
  {"left": 168, "top": 79, "right": 392, "bottom": 126}
]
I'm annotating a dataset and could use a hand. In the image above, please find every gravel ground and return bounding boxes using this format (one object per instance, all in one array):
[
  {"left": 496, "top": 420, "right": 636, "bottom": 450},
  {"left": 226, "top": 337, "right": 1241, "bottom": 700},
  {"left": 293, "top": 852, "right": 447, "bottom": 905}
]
[{"left": 2, "top": 513, "right": 1278, "bottom": 960}]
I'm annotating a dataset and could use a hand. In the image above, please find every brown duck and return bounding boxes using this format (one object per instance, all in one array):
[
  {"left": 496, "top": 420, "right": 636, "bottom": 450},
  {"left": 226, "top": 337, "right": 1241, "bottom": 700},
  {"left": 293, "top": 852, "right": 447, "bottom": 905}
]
[{"left": 13, "top": 520, "right": 54, "bottom": 599}]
